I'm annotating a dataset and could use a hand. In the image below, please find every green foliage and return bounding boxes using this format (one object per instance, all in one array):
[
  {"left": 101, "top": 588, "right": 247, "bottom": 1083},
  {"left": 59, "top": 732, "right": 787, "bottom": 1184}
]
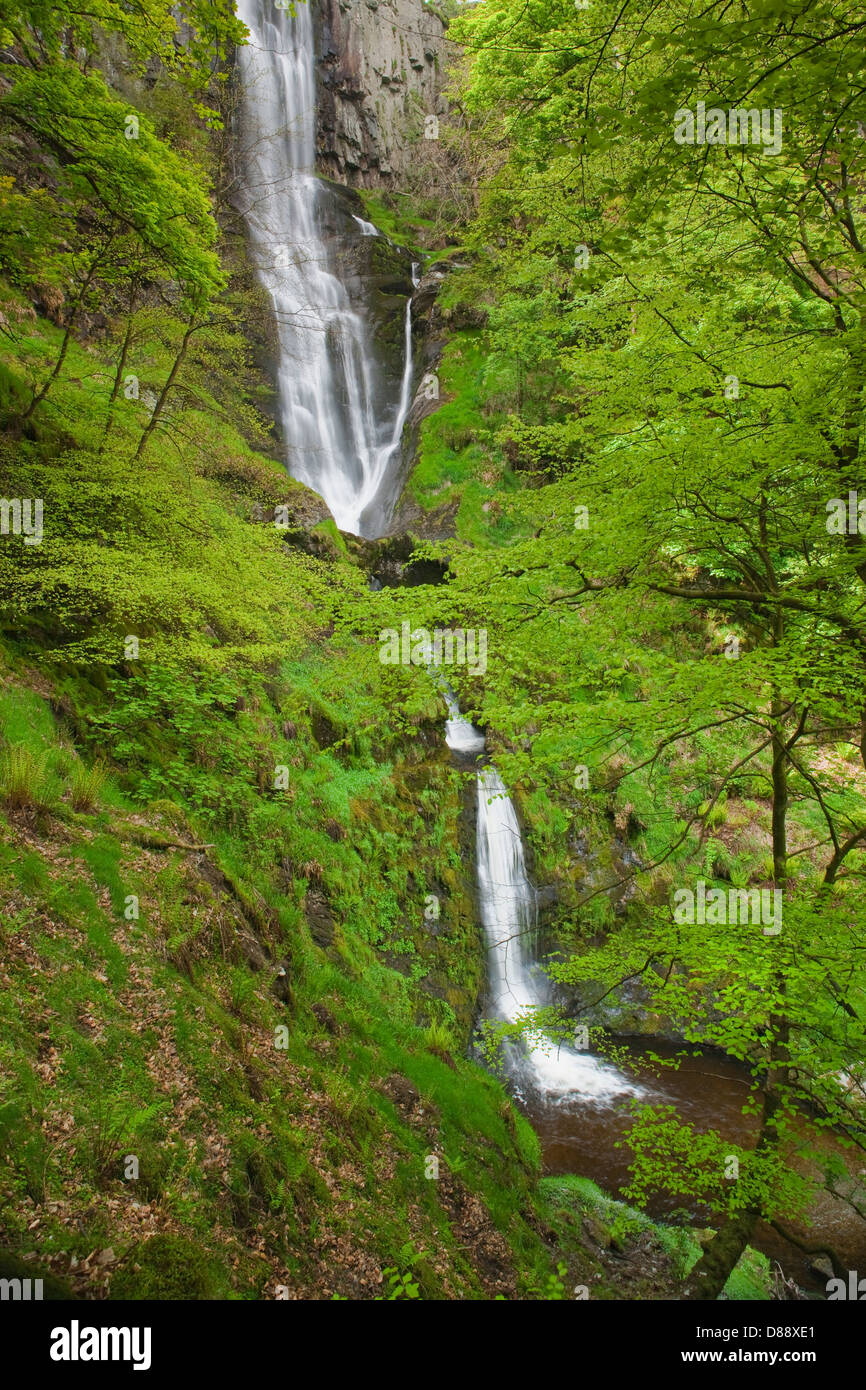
[
  {"left": 620, "top": 1105, "right": 811, "bottom": 1223},
  {"left": 392, "top": 0, "right": 866, "bottom": 1278},
  {"left": 0, "top": 744, "right": 55, "bottom": 813},
  {"left": 378, "top": 1270, "right": 421, "bottom": 1299},
  {"left": 1, "top": 0, "right": 864, "bottom": 1302},
  {"left": 528, "top": 1260, "right": 569, "bottom": 1300},
  {"left": 68, "top": 759, "right": 106, "bottom": 813},
  {"left": 2, "top": 1, "right": 245, "bottom": 126},
  {"left": 2, "top": 65, "right": 223, "bottom": 309}
]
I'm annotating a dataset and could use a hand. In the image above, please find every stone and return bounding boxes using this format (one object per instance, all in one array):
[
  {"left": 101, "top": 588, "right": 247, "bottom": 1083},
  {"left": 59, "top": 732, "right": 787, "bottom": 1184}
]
[
  {"left": 315, "top": 0, "right": 447, "bottom": 186},
  {"left": 583, "top": 1216, "right": 612, "bottom": 1249}
]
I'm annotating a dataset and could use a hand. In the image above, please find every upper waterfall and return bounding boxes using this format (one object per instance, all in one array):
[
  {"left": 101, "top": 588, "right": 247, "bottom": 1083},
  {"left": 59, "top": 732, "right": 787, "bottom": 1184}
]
[{"left": 233, "top": 0, "right": 415, "bottom": 539}]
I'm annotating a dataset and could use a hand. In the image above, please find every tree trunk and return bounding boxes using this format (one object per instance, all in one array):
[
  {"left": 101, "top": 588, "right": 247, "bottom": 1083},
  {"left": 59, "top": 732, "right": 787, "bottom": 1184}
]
[
  {"left": 770, "top": 701, "right": 788, "bottom": 883},
  {"left": 134, "top": 316, "right": 198, "bottom": 460},
  {"left": 23, "top": 246, "right": 106, "bottom": 419},
  {"left": 769, "top": 600, "right": 788, "bottom": 882},
  {"left": 101, "top": 293, "right": 137, "bottom": 451}
]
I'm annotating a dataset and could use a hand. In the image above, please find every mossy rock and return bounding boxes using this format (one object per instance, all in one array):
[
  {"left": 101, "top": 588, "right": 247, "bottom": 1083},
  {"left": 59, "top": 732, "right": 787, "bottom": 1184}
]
[
  {"left": 722, "top": 1247, "right": 772, "bottom": 1301},
  {"left": 110, "top": 1235, "right": 225, "bottom": 1301}
]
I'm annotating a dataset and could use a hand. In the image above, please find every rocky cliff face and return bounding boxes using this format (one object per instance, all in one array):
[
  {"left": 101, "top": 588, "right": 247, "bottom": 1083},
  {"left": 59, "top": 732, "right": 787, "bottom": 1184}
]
[{"left": 314, "top": 0, "right": 448, "bottom": 186}]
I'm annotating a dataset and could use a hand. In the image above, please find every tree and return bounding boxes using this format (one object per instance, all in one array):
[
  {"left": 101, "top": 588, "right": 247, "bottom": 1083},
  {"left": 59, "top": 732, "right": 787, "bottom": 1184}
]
[
  {"left": 0, "top": 63, "right": 226, "bottom": 417},
  {"left": 431, "top": 0, "right": 866, "bottom": 1294}
]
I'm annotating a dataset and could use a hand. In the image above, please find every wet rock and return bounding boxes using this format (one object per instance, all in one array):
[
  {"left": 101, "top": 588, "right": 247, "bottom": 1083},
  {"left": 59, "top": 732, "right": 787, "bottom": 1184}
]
[
  {"left": 280, "top": 527, "right": 342, "bottom": 561},
  {"left": 553, "top": 973, "right": 683, "bottom": 1041},
  {"left": 306, "top": 889, "right": 336, "bottom": 947},
  {"left": 343, "top": 530, "right": 449, "bottom": 585},
  {"left": 385, "top": 493, "right": 461, "bottom": 541},
  {"left": 272, "top": 962, "right": 293, "bottom": 1005}
]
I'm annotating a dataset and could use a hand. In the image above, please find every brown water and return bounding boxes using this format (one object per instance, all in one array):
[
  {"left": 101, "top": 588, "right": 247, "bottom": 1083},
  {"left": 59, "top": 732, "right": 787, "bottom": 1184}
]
[{"left": 520, "top": 1040, "right": 866, "bottom": 1295}]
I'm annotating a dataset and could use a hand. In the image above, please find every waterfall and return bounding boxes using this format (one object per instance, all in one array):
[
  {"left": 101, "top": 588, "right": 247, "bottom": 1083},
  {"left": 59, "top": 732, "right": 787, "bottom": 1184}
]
[
  {"left": 445, "top": 695, "right": 639, "bottom": 1104},
  {"left": 377, "top": 262, "right": 421, "bottom": 514},
  {"left": 234, "top": 0, "right": 634, "bottom": 1108},
  {"left": 233, "top": 0, "right": 416, "bottom": 538}
]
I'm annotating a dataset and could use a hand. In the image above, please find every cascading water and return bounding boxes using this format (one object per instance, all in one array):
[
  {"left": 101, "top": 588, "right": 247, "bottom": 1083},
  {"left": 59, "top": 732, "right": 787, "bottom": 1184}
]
[
  {"left": 233, "top": 0, "right": 416, "bottom": 537},
  {"left": 443, "top": 691, "right": 639, "bottom": 1104},
  {"left": 234, "top": 0, "right": 634, "bottom": 1107}
]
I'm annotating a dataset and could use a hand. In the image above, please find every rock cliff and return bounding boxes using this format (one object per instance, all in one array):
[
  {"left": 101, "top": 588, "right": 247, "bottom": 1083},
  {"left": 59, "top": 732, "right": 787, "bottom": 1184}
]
[{"left": 314, "top": 0, "right": 448, "bottom": 186}]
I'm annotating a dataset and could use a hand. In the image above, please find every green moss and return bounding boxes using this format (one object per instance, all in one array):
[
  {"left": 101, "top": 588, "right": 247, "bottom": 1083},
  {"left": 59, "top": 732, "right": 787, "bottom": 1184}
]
[
  {"left": 357, "top": 192, "right": 436, "bottom": 257},
  {"left": 538, "top": 1175, "right": 771, "bottom": 1300},
  {"left": 110, "top": 1235, "right": 228, "bottom": 1301},
  {"left": 407, "top": 330, "right": 534, "bottom": 546},
  {"left": 722, "top": 1247, "right": 772, "bottom": 1301}
]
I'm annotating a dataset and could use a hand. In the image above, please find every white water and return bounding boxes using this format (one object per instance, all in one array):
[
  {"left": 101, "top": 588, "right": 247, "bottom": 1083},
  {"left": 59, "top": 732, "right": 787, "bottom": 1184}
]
[
  {"left": 234, "top": 0, "right": 416, "bottom": 537},
  {"left": 445, "top": 695, "right": 638, "bottom": 1103},
  {"left": 386, "top": 263, "right": 421, "bottom": 486},
  {"left": 442, "top": 686, "right": 486, "bottom": 757}
]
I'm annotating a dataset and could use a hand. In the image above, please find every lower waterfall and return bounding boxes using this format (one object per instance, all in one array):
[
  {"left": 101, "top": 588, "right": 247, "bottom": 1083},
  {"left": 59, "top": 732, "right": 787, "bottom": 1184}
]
[{"left": 443, "top": 689, "right": 639, "bottom": 1103}]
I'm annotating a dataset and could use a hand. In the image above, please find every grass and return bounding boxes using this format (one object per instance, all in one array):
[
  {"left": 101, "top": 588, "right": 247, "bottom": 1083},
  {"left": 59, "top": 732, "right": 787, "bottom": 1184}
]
[
  {"left": 0, "top": 655, "right": 557, "bottom": 1299},
  {"left": 0, "top": 295, "right": 796, "bottom": 1303},
  {"left": 408, "top": 329, "right": 534, "bottom": 546}
]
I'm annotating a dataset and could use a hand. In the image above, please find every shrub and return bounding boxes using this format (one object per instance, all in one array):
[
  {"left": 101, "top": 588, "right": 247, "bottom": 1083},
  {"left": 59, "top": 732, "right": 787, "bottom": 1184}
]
[
  {"left": 68, "top": 758, "right": 106, "bottom": 812},
  {"left": 0, "top": 744, "right": 54, "bottom": 813},
  {"left": 422, "top": 1020, "right": 454, "bottom": 1061}
]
